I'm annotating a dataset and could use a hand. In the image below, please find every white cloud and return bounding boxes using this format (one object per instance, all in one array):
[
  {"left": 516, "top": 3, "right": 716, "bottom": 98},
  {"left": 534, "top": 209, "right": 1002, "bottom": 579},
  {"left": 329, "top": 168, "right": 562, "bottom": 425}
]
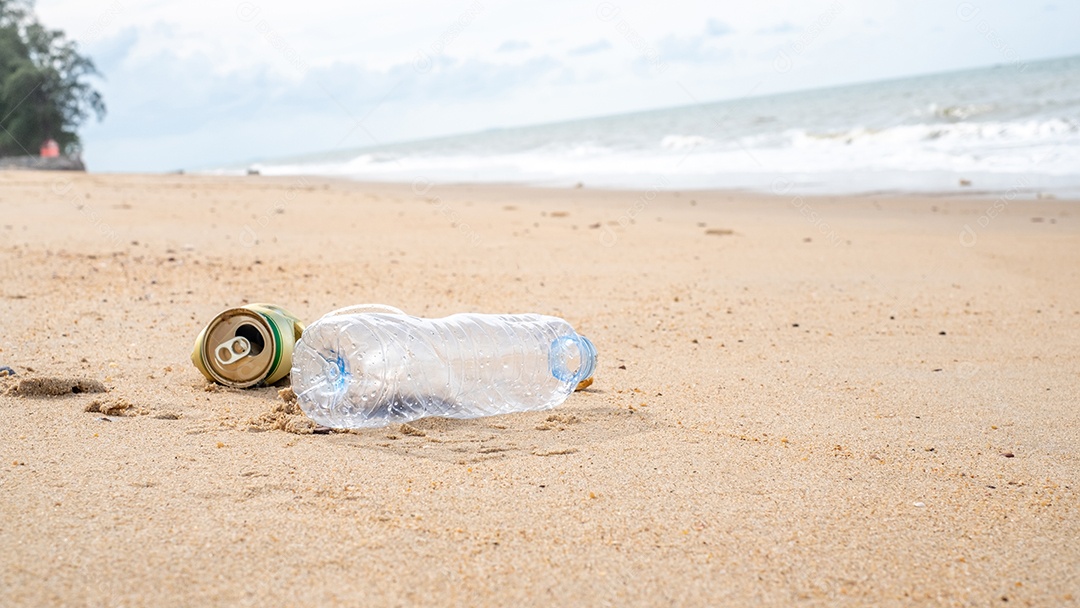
[
  {"left": 496, "top": 40, "right": 531, "bottom": 53},
  {"left": 758, "top": 21, "right": 797, "bottom": 35},
  {"left": 706, "top": 19, "right": 733, "bottom": 36},
  {"left": 568, "top": 40, "right": 612, "bottom": 56}
]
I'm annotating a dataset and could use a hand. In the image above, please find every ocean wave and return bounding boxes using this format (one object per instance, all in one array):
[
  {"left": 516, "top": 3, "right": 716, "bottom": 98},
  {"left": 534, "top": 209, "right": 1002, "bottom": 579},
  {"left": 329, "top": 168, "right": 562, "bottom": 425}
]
[
  {"left": 209, "top": 56, "right": 1080, "bottom": 194},
  {"left": 238, "top": 116, "right": 1080, "bottom": 187},
  {"left": 788, "top": 118, "right": 1079, "bottom": 147},
  {"left": 925, "top": 103, "right": 997, "bottom": 121},
  {"left": 660, "top": 135, "right": 715, "bottom": 150}
]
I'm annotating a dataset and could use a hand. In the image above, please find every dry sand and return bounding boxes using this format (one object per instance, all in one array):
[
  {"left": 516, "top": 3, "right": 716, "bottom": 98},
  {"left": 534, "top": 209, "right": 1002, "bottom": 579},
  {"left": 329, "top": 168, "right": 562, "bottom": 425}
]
[{"left": 0, "top": 171, "right": 1078, "bottom": 606}]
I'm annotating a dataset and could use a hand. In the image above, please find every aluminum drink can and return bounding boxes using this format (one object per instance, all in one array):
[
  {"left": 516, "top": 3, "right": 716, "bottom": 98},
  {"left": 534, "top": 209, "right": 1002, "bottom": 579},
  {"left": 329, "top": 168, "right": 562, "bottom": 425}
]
[{"left": 191, "top": 304, "right": 305, "bottom": 388}]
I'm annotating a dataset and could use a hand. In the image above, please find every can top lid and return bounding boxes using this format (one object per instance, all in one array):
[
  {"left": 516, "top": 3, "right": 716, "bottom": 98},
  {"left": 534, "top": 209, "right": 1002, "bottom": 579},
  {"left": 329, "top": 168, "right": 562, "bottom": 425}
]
[{"left": 201, "top": 309, "right": 276, "bottom": 388}]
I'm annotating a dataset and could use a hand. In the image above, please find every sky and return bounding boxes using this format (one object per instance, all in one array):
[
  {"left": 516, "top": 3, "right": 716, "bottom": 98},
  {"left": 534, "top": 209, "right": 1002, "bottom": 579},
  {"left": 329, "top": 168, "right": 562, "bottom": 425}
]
[{"left": 32, "top": 0, "right": 1080, "bottom": 172}]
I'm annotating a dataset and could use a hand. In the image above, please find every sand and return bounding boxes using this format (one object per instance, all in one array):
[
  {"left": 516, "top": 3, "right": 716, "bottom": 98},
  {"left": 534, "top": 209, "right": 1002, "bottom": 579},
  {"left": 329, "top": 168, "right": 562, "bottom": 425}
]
[{"left": 0, "top": 171, "right": 1077, "bottom": 606}]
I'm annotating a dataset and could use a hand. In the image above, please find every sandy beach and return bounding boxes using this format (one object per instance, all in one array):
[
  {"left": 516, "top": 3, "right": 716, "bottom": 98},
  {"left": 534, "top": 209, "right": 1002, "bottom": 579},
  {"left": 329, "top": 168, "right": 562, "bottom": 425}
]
[{"left": 1, "top": 171, "right": 1077, "bottom": 606}]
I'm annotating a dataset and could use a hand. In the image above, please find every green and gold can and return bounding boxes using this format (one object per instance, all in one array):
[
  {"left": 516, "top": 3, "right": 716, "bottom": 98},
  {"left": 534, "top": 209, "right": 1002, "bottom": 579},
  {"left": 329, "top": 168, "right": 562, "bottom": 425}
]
[{"left": 191, "top": 303, "right": 305, "bottom": 388}]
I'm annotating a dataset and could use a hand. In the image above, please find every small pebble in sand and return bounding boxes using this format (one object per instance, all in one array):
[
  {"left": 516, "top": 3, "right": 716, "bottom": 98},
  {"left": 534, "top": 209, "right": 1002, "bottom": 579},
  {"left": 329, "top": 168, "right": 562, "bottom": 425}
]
[
  {"left": 400, "top": 423, "right": 426, "bottom": 437},
  {"left": 248, "top": 390, "right": 314, "bottom": 434},
  {"left": 1002, "top": 452, "right": 1015, "bottom": 458},
  {"left": 913, "top": 502, "right": 926, "bottom": 508},
  {"left": 85, "top": 398, "right": 142, "bottom": 416}
]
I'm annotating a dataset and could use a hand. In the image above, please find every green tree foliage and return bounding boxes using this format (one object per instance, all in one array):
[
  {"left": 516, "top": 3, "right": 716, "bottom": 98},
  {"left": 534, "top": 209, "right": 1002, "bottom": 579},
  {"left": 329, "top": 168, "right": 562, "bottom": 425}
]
[{"left": 0, "top": 0, "right": 105, "bottom": 156}]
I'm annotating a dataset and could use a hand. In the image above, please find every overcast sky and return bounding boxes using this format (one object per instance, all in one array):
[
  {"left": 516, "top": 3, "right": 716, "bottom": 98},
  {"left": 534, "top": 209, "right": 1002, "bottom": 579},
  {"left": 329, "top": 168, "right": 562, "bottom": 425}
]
[{"left": 34, "top": 0, "right": 1080, "bottom": 172}]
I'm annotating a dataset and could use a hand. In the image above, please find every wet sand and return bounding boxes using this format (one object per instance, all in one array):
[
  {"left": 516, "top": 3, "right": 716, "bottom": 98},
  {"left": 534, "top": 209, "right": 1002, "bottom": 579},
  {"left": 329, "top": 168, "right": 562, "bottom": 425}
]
[{"left": 1, "top": 171, "right": 1078, "bottom": 606}]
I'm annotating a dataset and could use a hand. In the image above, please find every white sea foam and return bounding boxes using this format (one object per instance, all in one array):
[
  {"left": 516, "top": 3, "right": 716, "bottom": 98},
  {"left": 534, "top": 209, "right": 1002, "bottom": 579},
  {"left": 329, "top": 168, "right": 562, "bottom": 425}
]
[
  {"left": 213, "top": 56, "right": 1080, "bottom": 195},
  {"left": 660, "top": 135, "right": 714, "bottom": 150}
]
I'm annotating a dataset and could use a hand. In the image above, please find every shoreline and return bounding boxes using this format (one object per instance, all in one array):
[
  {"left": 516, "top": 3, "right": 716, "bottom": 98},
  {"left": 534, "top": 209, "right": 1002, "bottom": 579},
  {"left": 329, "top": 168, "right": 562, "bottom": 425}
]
[
  {"left": 15, "top": 167, "right": 1080, "bottom": 201},
  {"left": 211, "top": 172, "right": 1080, "bottom": 200}
]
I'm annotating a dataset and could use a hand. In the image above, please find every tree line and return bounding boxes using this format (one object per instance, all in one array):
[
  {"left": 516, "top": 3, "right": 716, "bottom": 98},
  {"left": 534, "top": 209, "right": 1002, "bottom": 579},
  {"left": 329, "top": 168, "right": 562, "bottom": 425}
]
[{"left": 0, "top": 0, "right": 105, "bottom": 157}]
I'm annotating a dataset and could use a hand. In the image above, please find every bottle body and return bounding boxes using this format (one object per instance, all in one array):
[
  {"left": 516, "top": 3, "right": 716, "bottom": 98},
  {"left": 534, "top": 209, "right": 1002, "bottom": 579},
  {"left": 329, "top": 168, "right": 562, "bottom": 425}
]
[{"left": 290, "top": 312, "right": 597, "bottom": 429}]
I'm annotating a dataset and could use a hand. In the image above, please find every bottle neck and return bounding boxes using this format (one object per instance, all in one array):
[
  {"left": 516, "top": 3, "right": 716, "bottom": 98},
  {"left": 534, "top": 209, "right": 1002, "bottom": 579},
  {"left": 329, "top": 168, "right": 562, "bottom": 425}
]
[
  {"left": 550, "top": 334, "right": 599, "bottom": 384},
  {"left": 576, "top": 336, "right": 597, "bottom": 383}
]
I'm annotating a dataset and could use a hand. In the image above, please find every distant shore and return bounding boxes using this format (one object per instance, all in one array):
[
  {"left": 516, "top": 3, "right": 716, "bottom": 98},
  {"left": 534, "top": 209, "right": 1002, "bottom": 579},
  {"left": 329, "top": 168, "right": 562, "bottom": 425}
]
[{"left": 0, "top": 155, "right": 85, "bottom": 171}]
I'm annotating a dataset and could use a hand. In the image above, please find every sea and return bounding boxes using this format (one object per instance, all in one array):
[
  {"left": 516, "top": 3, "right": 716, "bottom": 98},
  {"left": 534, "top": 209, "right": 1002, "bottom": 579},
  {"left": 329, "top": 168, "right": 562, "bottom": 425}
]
[{"left": 216, "top": 54, "right": 1080, "bottom": 196}]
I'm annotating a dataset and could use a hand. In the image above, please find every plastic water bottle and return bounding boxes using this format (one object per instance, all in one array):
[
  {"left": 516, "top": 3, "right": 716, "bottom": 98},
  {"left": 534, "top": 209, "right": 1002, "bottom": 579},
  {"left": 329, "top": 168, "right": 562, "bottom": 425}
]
[{"left": 290, "top": 305, "right": 598, "bottom": 429}]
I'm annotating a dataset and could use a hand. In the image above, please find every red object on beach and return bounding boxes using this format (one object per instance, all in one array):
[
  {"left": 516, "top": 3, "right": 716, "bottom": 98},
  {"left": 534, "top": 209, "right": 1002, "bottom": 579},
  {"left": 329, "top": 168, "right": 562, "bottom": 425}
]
[{"left": 40, "top": 139, "right": 60, "bottom": 158}]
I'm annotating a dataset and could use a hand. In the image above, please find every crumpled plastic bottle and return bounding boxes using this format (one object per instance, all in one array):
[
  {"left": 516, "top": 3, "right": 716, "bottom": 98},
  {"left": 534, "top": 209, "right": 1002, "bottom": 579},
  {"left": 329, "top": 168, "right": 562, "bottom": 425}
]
[{"left": 290, "top": 305, "right": 597, "bottom": 429}]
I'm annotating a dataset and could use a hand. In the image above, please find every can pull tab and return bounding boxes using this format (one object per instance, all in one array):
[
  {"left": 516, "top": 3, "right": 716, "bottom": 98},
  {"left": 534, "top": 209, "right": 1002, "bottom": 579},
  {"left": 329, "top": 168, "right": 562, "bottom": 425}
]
[{"left": 215, "top": 336, "right": 252, "bottom": 366}]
